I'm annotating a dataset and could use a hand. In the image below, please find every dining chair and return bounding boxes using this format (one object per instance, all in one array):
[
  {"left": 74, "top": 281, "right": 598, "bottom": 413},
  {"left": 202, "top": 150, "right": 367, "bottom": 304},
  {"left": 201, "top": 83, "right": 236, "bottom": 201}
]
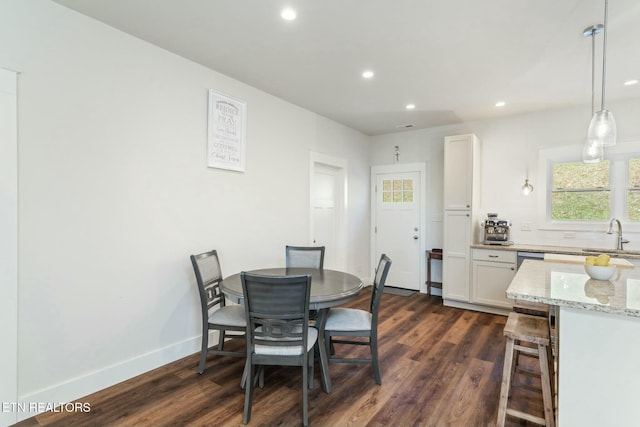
[
  {"left": 323, "top": 254, "right": 392, "bottom": 385},
  {"left": 241, "top": 272, "right": 316, "bottom": 427},
  {"left": 190, "top": 250, "right": 246, "bottom": 375},
  {"left": 285, "top": 245, "right": 325, "bottom": 269}
]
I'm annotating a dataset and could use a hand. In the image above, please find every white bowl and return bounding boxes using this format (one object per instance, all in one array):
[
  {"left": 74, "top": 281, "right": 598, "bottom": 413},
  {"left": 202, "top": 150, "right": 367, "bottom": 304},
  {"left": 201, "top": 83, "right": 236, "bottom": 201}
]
[{"left": 584, "top": 264, "right": 616, "bottom": 281}]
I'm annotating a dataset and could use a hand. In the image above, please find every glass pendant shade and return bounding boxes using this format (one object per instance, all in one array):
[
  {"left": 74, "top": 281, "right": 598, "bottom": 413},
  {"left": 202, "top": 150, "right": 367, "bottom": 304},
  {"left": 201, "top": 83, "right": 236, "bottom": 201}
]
[
  {"left": 522, "top": 179, "right": 534, "bottom": 196},
  {"left": 588, "top": 109, "right": 617, "bottom": 147},
  {"left": 583, "top": 138, "right": 604, "bottom": 163}
]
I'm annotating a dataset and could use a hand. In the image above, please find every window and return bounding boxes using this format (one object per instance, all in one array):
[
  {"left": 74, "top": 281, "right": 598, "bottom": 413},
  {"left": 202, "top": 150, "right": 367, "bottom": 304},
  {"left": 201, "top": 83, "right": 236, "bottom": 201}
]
[
  {"left": 628, "top": 158, "right": 640, "bottom": 220},
  {"left": 382, "top": 179, "right": 414, "bottom": 203},
  {"left": 551, "top": 161, "right": 610, "bottom": 221},
  {"left": 539, "top": 142, "right": 640, "bottom": 231}
]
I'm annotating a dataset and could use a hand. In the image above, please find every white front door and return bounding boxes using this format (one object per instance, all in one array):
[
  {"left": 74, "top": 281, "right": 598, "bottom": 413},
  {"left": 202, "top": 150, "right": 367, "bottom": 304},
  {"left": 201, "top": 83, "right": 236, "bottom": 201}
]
[
  {"left": 310, "top": 153, "right": 346, "bottom": 271},
  {"left": 372, "top": 163, "right": 426, "bottom": 290}
]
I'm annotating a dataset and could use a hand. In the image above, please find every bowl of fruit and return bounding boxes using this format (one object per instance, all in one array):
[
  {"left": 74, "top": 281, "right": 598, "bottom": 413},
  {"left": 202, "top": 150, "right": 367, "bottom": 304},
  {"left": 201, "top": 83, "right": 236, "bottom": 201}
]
[{"left": 584, "top": 254, "right": 616, "bottom": 281}]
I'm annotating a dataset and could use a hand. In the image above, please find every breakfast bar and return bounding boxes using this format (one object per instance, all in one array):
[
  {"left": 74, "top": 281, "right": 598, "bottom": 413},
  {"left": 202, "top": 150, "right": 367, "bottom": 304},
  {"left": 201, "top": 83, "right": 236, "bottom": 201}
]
[{"left": 506, "top": 258, "right": 640, "bottom": 427}]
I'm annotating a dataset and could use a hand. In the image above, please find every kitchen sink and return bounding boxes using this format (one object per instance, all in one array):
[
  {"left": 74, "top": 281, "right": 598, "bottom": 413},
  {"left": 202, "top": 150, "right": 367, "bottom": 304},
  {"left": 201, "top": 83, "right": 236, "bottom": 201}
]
[{"left": 582, "top": 248, "right": 640, "bottom": 256}]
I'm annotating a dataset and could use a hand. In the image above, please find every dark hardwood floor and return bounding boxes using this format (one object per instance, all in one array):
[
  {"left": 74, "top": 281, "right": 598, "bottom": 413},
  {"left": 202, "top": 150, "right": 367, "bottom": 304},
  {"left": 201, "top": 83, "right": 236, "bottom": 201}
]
[{"left": 15, "top": 292, "right": 546, "bottom": 427}]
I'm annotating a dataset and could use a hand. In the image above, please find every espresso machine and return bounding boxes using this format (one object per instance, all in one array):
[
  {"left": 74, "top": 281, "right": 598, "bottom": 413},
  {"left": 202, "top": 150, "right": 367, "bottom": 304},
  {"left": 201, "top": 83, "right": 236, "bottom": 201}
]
[{"left": 481, "top": 213, "right": 513, "bottom": 245}]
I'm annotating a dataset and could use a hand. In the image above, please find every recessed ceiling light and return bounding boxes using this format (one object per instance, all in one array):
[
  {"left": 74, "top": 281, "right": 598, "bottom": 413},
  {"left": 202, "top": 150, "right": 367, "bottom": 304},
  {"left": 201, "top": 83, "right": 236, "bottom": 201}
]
[
  {"left": 624, "top": 79, "right": 639, "bottom": 86},
  {"left": 362, "top": 70, "right": 374, "bottom": 79},
  {"left": 406, "top": 104, "right": 416, "bottom": 110},
  {"left": 495, "top": 101, "right": 506, "bottom": 107},
  {"left": 281, "top": 8, "right": 296, "bottom": 21}
]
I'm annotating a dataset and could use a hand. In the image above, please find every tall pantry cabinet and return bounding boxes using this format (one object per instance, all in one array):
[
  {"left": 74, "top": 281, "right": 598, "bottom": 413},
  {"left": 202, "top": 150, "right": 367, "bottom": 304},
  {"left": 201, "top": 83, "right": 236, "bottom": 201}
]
[{"left": 442, "top": 134, "right": 481, "bottom": 305}]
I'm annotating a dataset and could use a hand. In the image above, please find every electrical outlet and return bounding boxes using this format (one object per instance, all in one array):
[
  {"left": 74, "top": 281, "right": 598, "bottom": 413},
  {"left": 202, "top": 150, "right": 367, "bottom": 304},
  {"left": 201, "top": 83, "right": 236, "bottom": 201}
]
[
  {"left": 563, "top": 232, "right": 576, "bottom": 239},
  {"left": 521, "top": 222, "right": 532, "bottom": 231}
]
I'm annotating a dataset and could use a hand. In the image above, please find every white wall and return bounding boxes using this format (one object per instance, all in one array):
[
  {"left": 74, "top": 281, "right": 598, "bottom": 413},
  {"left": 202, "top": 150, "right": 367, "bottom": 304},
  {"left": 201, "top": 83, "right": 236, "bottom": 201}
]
[
  {"left": 1, "top": 0, "right": 370, "bottom": 417},
  {"left": 372, "top": 98, "right": 640, "bottom": 258},
  {"left": 0, "top": 67, "right": 18, "bottom": 427}
]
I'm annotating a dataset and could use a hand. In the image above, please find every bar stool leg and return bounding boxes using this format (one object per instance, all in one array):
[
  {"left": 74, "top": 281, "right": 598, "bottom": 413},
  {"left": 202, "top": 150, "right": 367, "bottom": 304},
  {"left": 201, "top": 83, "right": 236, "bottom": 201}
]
[
  {"left": 538, "top": 344, "right": 555, "bottom": 427},
  {"left": 497, "top": 337, "right": 515, "bottom": 427}
]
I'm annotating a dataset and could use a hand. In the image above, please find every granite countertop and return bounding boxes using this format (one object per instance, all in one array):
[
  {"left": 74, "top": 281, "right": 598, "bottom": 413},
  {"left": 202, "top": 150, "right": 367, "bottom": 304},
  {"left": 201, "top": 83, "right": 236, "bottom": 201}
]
[
  {"left": 471, "top": 242, "right": 640, "bottom": 259},
  {"left": 506, "top": 259, "right": 640, "bottom": 317}
]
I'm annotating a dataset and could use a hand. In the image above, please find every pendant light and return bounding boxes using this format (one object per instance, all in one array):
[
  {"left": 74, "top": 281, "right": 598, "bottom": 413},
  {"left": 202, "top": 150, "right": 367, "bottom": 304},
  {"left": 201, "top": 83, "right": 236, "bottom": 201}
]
[
  {"left": 587, "top": 0, "right": 616, "bottom": 148},
  {"left": 583, "top": 24, "right": 604, "bottom": 163},
  {"left": 522, "top": 178, "right": 534, "bottom": 196}
]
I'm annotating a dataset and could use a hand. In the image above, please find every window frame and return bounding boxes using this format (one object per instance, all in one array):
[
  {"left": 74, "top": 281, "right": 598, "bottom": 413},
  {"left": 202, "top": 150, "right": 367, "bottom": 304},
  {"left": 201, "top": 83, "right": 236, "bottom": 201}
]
[{"left": 537, "top": 142, "right": 640, "bottom": 232}]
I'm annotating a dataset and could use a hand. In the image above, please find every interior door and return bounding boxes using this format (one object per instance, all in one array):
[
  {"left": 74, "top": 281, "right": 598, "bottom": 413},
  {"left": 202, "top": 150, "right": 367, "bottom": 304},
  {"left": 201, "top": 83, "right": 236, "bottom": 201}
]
[
  {"left": 373, "top": 165, "right": 424, "bottom": 290},
  {"left": 312, "top": 164, "right": 338, "bottom": 269},
  {"left": 310, "top": 154, "right": 346, "bottom": 271}
]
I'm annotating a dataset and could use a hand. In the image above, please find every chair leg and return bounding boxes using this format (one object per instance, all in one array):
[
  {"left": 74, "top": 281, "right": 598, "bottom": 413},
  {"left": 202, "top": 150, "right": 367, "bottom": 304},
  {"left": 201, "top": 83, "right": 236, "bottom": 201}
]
[
  {"left": 497, "top": 338, "right": 515, "bottom": 427},
  {"left": 258, "top": 366, "right": 264, "bottom": 389},
  {"left": 240, "top": 358, "right": 249, "bottom": 389},
  {"left": 217, "top": 329, "right": 225, "bottom": 351},
  {"left": 308, "top": 348, "right": 315, "bottom": 390},
  {"left": 198, "top": 328, "right": 209, "bottom": 375},
  {"left": 538, "top": 344, "right": 555, "bottom": 427},
  {"left": 371, "top": 336, "right": 381, "bottom": 385},
  {"left": 243, "top": 359, "right": 254, "bottom": 425},
  {"left": 324, "top": 330, "right": 331, "bottom": 357},
  {"left": 302, "top": 356, "right": 309, "bottom": 427}
]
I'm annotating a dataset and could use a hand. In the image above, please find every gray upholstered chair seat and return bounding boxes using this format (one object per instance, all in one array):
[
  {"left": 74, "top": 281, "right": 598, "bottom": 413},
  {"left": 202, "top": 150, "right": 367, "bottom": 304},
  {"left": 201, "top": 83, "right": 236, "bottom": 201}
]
[
  {"left": 209, "top": 304, "right": 246, "bottom": 328},
  {"left": 255, "top": 327, "right": 318, "bottom": 355},
  {"left": 325, "top": 308, "right": 372, "bottom": 331}
]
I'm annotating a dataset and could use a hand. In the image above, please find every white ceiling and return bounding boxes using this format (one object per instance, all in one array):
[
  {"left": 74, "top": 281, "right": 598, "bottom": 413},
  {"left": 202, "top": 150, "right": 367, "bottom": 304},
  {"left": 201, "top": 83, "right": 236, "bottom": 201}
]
[{"left": 54, "top": 0, "right": 640, "bottom": 136}]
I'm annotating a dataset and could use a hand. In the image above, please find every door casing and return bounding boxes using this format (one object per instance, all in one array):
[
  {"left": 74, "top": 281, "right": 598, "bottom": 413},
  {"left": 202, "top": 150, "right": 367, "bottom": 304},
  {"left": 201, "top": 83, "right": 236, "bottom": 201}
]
[{"left": 1, "top": 66, "right": 19, "bottom": 427}]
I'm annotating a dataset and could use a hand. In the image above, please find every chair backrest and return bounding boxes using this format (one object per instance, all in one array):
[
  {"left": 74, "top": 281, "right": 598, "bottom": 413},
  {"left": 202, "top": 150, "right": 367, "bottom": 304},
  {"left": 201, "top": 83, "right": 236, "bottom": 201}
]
[
  {"left": 285, "top": 245, "right": 325, "bottom": 269},
  {"left": 190, "top": 250, "right": 226, "bottom": 315},
  {"left": 370, "top": 254, "right": 392, "bottom": 323},
  {"left": 241, "top": 272, "right": 312, "bottom": 354}
]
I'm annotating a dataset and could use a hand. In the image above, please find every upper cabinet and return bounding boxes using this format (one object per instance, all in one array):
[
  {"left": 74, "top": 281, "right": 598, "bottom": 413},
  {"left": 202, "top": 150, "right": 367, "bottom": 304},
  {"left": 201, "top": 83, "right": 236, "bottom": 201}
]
[{"left": 443, "top": 134, "right": 481, "bottom": 211}]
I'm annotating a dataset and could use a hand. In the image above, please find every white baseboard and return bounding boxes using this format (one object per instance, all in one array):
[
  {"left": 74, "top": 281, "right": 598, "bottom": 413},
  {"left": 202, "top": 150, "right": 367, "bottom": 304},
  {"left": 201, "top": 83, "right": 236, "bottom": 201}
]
[
  {"left": 15, "top": 335, "right": 204, "bottom": 421},
  {"left": 443, "top": 299, "right": 510, "bottom": 316}
]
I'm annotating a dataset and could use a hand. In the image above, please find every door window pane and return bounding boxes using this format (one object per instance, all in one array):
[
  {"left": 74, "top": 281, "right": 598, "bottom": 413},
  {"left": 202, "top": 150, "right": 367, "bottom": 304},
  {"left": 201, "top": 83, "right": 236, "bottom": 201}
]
[{"left": 382, "top": 178, "right": 414, "bottom": 203}]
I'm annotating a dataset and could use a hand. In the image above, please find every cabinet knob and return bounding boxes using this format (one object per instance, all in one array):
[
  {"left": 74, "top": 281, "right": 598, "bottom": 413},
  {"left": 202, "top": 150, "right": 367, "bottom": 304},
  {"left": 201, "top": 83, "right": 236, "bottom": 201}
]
[{"left": 511, "top": 267, "right": 515, "bottom": 271}]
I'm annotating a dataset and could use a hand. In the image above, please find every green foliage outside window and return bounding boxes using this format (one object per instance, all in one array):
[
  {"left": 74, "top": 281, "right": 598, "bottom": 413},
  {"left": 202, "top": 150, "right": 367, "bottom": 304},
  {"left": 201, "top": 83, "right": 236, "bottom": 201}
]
[
  {"left": 551, "top": 161, "right": 610, "bottom": 220},
  {"left": 628, "top": 158, "right": 640, "bottom": 221}
]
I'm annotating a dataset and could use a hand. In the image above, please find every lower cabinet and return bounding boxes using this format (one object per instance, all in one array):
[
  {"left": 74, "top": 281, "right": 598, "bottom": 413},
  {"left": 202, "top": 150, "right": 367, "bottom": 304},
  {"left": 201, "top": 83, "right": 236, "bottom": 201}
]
[{"left": 471, "top": 249, "right": 516, "bottom": 309}]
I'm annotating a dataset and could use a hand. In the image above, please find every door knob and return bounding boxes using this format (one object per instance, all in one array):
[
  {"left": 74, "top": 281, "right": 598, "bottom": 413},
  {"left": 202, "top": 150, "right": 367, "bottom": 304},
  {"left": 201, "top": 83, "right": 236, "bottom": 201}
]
[{"left": 413, "top": 235, "right": 419, "bottom": 240}]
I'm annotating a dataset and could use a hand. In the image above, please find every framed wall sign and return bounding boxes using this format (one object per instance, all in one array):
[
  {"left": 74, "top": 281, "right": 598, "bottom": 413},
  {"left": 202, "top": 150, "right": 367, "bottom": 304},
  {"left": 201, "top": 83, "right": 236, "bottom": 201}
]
[{"left": 207, "top": 90, "right": 247, "bottom": 171}]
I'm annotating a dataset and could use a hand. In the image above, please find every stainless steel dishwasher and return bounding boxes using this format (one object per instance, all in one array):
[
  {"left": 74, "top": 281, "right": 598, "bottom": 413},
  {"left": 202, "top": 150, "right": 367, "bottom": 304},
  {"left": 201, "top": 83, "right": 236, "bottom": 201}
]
[{"left": 516, "top": 251, "right": 545, "bottom": 270}]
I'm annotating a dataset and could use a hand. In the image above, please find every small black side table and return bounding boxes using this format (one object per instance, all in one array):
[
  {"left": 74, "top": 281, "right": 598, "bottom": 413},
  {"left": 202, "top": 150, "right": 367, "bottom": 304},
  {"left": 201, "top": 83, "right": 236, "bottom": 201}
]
[{"left": 426, "top": 248, "right": 443, "bottom": 296}]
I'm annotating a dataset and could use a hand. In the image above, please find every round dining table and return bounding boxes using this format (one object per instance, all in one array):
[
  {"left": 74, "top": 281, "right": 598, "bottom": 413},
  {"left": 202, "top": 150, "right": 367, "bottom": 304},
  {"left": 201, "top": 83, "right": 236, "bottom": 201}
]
[{"left": 220, "top": 267, "right": 363, "bottom": 393}]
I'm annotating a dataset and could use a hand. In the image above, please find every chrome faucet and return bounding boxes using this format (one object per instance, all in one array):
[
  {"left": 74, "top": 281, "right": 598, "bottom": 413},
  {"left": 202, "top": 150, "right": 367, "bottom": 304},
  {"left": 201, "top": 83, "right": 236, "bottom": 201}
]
[{"left": 607, "top": 217, "right": 630, "bottom": 250}]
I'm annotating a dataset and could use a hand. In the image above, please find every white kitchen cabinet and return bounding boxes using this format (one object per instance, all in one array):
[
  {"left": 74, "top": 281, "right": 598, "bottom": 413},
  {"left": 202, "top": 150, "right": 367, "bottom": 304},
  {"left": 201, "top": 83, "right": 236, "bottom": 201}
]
[
  {"left": 442, "top": 210, "right": 471, "bottom": 301},
  {"left": 471, "top": 249, "right": 516, "bottom": 309},
  {"left": 443, "top": 134, "right": 481, "bottom": 210},
  {"left": 442, "top": 134, "right": 481, "bottom": 306}
]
